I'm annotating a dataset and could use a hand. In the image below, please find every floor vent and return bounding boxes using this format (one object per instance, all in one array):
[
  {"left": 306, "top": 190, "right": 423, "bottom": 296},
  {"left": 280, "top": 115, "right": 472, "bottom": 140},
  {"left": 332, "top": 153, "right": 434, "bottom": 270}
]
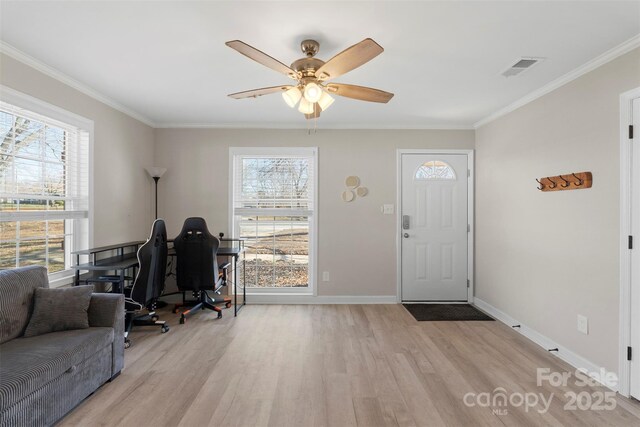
[{"left": 501, "top": 57, "right": 544, "bottom": 77}]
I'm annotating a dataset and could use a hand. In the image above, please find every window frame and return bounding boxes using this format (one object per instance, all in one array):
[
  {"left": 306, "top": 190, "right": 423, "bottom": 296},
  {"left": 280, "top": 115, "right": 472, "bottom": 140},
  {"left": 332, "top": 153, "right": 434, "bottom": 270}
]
[
  {"left": 229, "top": 146, "right": 318, "bottom": 295},
  {"left": 0, "top": 86, "right": 93, "bottom": 284}
]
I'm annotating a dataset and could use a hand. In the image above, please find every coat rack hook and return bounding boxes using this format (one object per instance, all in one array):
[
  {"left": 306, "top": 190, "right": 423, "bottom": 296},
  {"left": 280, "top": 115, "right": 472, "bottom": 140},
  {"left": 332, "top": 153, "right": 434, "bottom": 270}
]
[
  {"left": 546, "top": 177, "right": 557, "bottom": 189},
  {"left": 536, "top": 171, "right": 591, "bottom": 192},
  {"left": 558, "top": 175, "right": 569, "bottom": 188},
  {"left": 572, "top": 173, "right": 583, "bottom": 186}
]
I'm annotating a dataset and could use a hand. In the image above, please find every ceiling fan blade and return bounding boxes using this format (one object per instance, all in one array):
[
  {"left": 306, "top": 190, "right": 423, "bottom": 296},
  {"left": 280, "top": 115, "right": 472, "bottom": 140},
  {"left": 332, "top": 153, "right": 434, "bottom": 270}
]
[
  {"left": 305, "top": 104, "right": 321, "bottom": 120},
  {"left": 226, "top": 40, "right": 297, "bottom": 78},
  {"left": 325, "top": 83, "right": 394, "bottom": 103},
  {"left": 228, "top": 85, "right": 293, "bottom": 99},
  {"left": 315, "top": 38, "right": 383, "bottom": 81}
]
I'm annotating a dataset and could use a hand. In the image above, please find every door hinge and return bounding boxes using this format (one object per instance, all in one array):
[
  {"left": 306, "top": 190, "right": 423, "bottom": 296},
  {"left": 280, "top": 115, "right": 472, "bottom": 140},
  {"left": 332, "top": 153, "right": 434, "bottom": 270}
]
[
  {"left": 467, "top": 169, "right": 471, "bottom": 177},
  {"left": 630, "top": 125, "right": 634, "bottom": 140},
  {"left": 630, "top": 235, "right": 633, "bottom": 250},
  {"left": 467, "top": 279, "right": 470, "bottom": 288},
  {"left": 467, "top": 224, "right": 470, "bottom": 232},
  {"left": 628, "top": 346, "right": 632, "bottom": 361}
]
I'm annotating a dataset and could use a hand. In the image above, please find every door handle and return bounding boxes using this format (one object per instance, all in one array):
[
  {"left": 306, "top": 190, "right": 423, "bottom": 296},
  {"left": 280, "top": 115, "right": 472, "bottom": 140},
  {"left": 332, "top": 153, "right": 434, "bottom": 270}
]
[
  {"left": 402, "top": 215, "right": 410, "bottom": 230},
  {"left": 403, "top": 233, "right": 409, "bottom": 238}
]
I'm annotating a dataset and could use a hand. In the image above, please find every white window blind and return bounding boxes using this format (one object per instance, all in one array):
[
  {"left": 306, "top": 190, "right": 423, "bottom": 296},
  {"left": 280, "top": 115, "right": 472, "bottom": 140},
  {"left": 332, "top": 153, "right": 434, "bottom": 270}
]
[{"left": 0, "top": 100, "right": 89, "bottom": 274}]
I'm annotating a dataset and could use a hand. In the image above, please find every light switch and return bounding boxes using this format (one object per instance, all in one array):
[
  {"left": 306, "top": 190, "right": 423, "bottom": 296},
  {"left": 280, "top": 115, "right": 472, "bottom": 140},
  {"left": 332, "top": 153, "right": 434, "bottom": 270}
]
[{"left": 382, "top": 204, "right": 394, "bottom": 214}]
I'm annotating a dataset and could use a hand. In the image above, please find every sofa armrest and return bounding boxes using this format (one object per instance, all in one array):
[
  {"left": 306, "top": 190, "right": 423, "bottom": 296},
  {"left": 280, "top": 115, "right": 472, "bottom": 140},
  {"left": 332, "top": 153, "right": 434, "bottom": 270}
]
[
  {"left": 88, "top": 293, "right": 124, "bottom": 376},
  {"left": 88, "top": 293, "right": 124, "bottom": 327}
]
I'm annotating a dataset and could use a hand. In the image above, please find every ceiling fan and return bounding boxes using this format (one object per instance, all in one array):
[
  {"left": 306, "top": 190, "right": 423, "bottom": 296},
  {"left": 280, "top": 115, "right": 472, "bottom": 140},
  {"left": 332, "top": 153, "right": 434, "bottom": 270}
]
[{"left": 226, "top": 38, "right": 394, "bottom": 120}]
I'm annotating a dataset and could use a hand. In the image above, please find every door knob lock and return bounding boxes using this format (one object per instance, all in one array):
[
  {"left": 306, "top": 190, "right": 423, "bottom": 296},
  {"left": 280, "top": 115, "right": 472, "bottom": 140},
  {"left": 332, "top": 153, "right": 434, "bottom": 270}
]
[{"left": 403, "top": 233, "right": 409, "bottom": 238}]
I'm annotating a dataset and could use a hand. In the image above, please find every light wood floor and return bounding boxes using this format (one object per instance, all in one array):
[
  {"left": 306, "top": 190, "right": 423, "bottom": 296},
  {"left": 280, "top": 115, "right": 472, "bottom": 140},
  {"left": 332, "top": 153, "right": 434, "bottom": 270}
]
[{"left": 60, "top": 304, "right": 640, "bottom": 426}]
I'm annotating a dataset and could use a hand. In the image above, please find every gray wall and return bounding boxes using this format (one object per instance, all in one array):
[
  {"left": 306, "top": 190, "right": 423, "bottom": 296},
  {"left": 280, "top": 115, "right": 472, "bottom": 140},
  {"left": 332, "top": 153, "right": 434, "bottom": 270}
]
[
  {"left": 475, "top": 48, "right": 640, "bottom": 373},
  {"left": 154, "top": 128, "right": 474, "bottom": 296},
  {"left": 1, "top": 53, "right": 156, "bottom": 246}
]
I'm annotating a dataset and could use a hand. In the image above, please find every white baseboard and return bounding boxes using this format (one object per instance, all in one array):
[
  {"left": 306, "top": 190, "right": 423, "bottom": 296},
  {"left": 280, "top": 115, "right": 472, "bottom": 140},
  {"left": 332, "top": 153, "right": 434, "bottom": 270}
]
[
  {"left": 473, "top": 298, "right": 618, "bottom": 392},
  {"left": 246, "top": 294, "right": 397, "bottom": 304}
]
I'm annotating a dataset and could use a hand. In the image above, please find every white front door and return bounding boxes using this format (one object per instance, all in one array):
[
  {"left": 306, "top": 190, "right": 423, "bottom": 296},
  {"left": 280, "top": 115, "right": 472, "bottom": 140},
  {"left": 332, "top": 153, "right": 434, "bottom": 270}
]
[{"left": 401, "top": 154, "right": 468, "bottom": 301}]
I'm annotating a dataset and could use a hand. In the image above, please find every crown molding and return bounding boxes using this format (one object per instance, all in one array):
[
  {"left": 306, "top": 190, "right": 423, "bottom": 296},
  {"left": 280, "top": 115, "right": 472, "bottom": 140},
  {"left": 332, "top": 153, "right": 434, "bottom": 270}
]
[
  {"left": 0, "top": 41, "right": 157, "bottom": 128},
  {"left": 474, "top": 33, "right": 640, "bottom": 129},
  {"left": 0, "top": 41, "right": 472, "bottom": 131},
  {"left": 4, "top": 32, "right": 638, "bottom": 132},
  {"left": 154, "top": 122, "right": 475, "bottom": 130}
]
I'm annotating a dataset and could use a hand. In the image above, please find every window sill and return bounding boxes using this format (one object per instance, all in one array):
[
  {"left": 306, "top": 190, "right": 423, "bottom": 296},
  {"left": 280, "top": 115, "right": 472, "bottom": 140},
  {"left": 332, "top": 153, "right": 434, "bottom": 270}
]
[
  {"left": 245, "top": 287, "right": 312, "bottom": 295},
  {"left": 245, "top": 294, "right": 396, "bottom": 304},
  {"left": 49, "top": 274, "right": 75, "bottom": 288},
  {"left": 246, "top": 291, "right": 313, "bottom": 296}
]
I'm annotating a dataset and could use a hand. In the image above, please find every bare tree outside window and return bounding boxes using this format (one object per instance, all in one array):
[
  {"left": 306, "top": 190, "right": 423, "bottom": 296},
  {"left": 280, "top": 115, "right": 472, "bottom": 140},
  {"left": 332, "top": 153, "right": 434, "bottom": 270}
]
[
  {"left": 1, "top": 110, "right": 68, "bottom": 272},
  {"left": 240, "top": 158, "right": 309, "bottom": 209},
  {"left": 235, "top": 156, "right": 312, "bottom": 288}
]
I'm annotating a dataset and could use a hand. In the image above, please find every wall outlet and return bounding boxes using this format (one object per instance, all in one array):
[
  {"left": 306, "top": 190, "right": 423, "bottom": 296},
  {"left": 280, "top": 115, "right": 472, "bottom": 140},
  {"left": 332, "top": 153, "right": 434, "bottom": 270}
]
[
  {"left": 577, "top": 315, "right": 588, "bottom": 335},
  {"left": 322, "top": 271, "right": 330, "bottom": 282},
  {"left": 382, "top": 204, "right": 394, "bottom": 214}
]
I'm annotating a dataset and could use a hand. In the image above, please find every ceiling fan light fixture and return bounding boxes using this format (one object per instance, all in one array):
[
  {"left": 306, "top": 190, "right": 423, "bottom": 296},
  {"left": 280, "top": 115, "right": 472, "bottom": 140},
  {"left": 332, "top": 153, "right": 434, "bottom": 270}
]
[
  {"left": 317, "top": 91, "right": 334, "bottom": 111},
  {"left": 298, "top": 97, "right": 315, "bottom": 115},
  {"left": 226, "top": 38, "right": 394, "bottom": 121},
  {"left": 303, "top": 82, "right": 322, "bottom": 103},
  {"left": 282, "top": 86, "right": 302, "bottom": 108}
]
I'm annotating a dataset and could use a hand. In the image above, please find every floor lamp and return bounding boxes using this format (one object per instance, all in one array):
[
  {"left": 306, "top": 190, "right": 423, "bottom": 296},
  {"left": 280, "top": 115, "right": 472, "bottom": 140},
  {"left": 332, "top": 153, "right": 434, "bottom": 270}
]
[{"left": 146, "top": 167, "right": 167, "bottom": 219}]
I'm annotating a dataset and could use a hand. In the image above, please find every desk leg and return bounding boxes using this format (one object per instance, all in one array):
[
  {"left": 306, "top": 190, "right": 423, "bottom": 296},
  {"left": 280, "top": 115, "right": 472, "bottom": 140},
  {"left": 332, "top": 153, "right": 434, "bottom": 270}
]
[
  {"left": 232, "top": 253, "right": 246, "bottom": 316},
  {"left": 234, "top": 254, "right": 237, "bottom": 317},
  {"left": 118, "top": 270, "right": 125, "bottom": 294},
  {"left": 74, "top": 254, "right": 80, "bottom": 286}
]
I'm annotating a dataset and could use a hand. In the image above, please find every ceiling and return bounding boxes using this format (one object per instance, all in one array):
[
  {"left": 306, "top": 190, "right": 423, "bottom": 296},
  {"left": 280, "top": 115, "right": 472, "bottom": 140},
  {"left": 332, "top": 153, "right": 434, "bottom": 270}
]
[{"left": 1, "top": 1, "right": 639, "bottom": 129}]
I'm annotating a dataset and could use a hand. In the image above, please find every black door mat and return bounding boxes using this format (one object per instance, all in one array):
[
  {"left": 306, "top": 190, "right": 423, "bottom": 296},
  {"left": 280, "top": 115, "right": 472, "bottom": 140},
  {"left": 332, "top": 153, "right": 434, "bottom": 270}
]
[{"left": 403, "top": 304, "right": 494, "bottom": 321}]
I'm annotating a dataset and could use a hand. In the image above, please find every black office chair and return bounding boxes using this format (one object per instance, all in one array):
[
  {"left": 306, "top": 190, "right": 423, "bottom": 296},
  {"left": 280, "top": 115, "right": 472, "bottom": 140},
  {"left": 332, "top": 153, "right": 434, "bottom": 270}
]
[
  {"left": 124, "top": 219, "right": 170, "bottom": 348},
  {"left": 173, "top": 217, "right": 231, "bottom": 323}
]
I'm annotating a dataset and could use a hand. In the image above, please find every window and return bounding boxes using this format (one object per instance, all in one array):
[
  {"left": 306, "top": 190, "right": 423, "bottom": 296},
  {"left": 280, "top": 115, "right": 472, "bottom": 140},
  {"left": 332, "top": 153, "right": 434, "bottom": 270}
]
[
  {"left": 0, "top": 95, "right": 90, "bottom": 278},
  {"left": 231, "top": 147, "right": 316, "bottom": 293},
  {"left": 415, "top": 160, "right": 456, "bottom": 180}
]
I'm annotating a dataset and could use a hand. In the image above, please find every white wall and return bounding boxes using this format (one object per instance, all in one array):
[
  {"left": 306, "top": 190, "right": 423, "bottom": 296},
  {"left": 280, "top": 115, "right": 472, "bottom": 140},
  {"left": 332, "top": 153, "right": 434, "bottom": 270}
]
[
  {"left": 0, "top": 53, "right": 156, "bottom": 246},
  {"left": 475, "top": 48, "right": 640, "bottom": 373},
  {"left": 155, "top": 128, "right": 474, "bottom": 297}
]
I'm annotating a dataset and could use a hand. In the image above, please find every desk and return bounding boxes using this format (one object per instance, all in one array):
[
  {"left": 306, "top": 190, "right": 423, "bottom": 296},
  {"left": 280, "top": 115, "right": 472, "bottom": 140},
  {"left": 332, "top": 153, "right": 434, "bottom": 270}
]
[
  {"left": 73, "top": 240, "right": 246, "bottom": 316},
  {"left": 72, "top": 254, "right": 139, "bottom": 292},
  {"left": 72, "top": 241, "right": 143, "bottom": 290},
  {"left": 167, "top": 241, "right": 246, "bottom": 316}
]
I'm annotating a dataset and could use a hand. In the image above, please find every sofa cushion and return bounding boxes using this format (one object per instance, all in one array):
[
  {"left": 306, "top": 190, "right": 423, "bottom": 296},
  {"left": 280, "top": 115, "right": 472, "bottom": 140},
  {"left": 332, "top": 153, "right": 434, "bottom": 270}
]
[
  {"left": 0, "top": 266, "right": 49, "bottom": 345},
  {"left": 0, "top": 345, "right": 113, "bottom": 427},
  {"left": 24, "top": 285, "right": 93, "bottom": 337},
  {"left": 0, "top": 327, "right": 114, "bottom": 410}
]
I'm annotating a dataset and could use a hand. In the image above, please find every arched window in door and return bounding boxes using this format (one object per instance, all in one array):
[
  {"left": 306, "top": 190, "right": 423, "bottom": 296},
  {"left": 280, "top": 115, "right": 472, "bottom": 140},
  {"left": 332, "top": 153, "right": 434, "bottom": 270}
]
[{"left": 415, "top": 160, "right": 456, "bottom": 180}]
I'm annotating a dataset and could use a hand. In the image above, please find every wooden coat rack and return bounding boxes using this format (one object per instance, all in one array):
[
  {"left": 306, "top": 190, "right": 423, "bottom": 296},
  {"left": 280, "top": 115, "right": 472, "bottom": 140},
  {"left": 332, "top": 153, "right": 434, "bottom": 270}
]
[{"left": 536, "top": 171, "right": 592, "bottom": 192}]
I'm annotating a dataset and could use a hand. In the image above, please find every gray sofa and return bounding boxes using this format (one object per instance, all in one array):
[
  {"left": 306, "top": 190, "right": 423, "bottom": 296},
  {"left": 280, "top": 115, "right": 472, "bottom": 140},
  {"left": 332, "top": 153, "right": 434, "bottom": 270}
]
[{"left": 0, "top": 266, "right": 124, "bottom": 426}]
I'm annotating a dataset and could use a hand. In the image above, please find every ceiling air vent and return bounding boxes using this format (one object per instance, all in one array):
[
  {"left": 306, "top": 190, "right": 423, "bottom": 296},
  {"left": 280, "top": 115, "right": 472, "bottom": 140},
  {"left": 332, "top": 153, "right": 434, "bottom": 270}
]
[{"left": 501, "top": 57, "right": 544, "bottom": 77}]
